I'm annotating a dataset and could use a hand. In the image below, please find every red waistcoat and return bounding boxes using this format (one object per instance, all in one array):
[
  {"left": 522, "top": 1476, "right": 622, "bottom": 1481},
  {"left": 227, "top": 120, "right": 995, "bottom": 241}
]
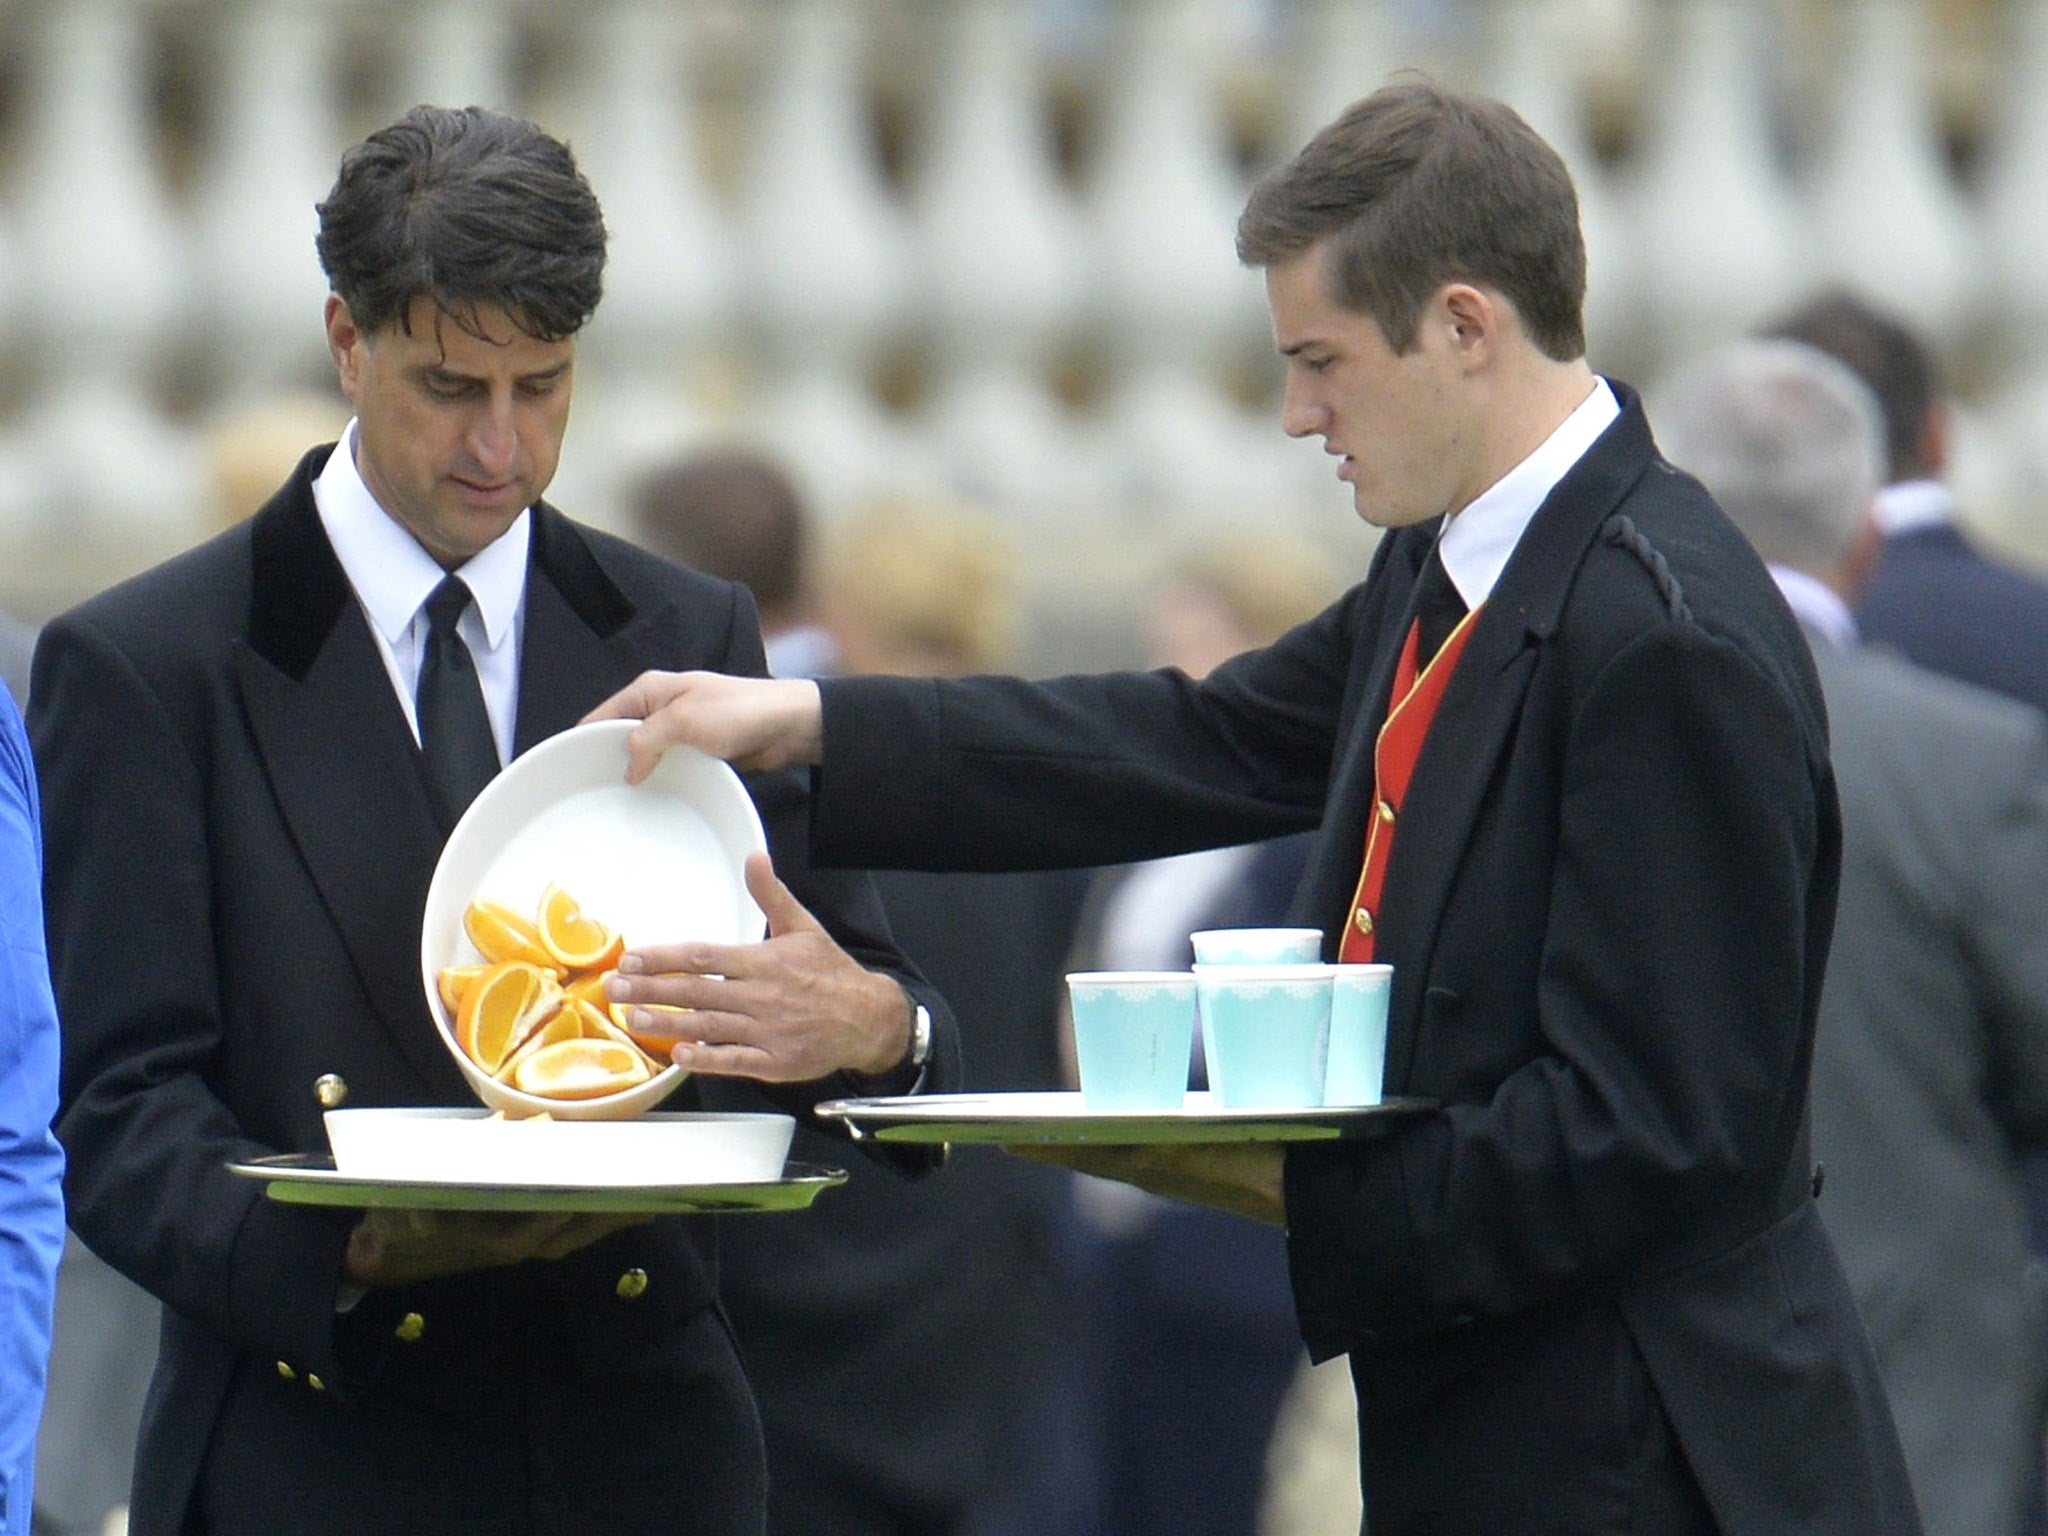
[{"left": 1338, "top": 606, "right": 1482, "bottom": 964}]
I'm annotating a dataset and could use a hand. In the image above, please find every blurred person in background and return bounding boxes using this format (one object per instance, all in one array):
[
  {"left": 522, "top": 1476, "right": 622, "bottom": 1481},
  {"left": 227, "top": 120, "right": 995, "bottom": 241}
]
[
  {"left": 703, "top": 492, "right": 1089, "bottom": 1536},
  {"left": 1060, "top": 531, "right": 1339, "bottom": 1536},
  {"left": 1768, "top": 291, "right": 2048, "bottom": 1536},
  {"left": 0, "top": 677, "right": 64, "bottom": 1536},
  {"left": 592, "top": 81, "right": 1921, "bottom": 1534},
  {"left": 1658, "top": 337, "right": 2048, "bottom": 1536},
  {"left": 631, "top": 448, "right": 836, "bottom": 681},
  {"left": 28, "top": 104, "right": 956, "bottom": 1536},
  {"left": 203, "top": 394, "right": 354, "bottom": 531},
  {"left": 1762, "top": 290, "right": 2048, "bottom": 717}
]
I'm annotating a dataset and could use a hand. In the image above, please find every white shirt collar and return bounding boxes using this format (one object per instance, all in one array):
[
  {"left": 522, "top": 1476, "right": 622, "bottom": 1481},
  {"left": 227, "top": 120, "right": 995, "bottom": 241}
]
[
  {"left": 1871, "top": 478, "right": 1952, "bottom": 537},
  {"left": 1766, "top": 564, "right": 1858, "bottom": 649},
  {"left": 1437, "top": 378, "right": 1621, "bottom": 609},
  {"left": 313, "top": 418, "right": 529, "bottom": 648}
]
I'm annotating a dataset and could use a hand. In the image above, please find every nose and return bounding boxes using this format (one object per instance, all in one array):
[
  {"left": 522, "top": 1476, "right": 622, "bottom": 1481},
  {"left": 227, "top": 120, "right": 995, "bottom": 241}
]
[
  {"left": 1280, "top": 374, "right": 1325, "bottom": 440},
  {"left": 467, "top": 396, "right": 517, "bottom": 475}
]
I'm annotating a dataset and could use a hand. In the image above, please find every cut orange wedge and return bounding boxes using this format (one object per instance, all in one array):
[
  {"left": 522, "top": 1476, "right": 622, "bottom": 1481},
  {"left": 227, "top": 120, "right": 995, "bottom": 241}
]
[
  {"left": 562, "top": 970, "right": 615, "bottom": 1013},
  {"left": 491, "top": 1001, "right": 588, "bottom": 1083},
  {"left": 536, "top": 883, "right": 625, "bottom": 973},
  {"left": 437, "top": 964, "right": 492, "bottom": 1015},
  {"left": 568, "top": 996, "right": 671, "bottom": 1070},
  {"left": 611, "top": 1000, "right": 691, "bottom": 1064},
  {"left": 509, "top": 1038, "right": 653, "bottom": 1100},
  {"left": 455, "top": 961, "right": 562, "bottom": 1074},
  {"left": 463, "top": 899, "right": 562, "bottom": 973}
]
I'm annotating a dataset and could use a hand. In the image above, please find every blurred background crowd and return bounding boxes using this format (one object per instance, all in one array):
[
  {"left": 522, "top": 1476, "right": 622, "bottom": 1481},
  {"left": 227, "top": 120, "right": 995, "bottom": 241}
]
[{"left": 13, "top": 1, "right": 2048, "bottom": 1535}]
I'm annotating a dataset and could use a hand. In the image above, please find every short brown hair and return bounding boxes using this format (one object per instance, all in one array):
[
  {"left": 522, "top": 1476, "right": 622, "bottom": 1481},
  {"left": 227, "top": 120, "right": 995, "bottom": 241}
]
[
  {"left": 1237, "top": 81, "right": 1586, "bottom": 361},
  {"left": 630, "top": 449, "right": 807, "bottom": 613},
  {"left": 1760, "top": 290, "right": 1936, "bottom": 483}
]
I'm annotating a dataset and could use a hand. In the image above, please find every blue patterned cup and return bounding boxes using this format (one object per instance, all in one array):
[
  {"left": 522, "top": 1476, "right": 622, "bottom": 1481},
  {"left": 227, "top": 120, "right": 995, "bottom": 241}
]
[
  {"left": 1188, "top": 927, "right": 1324, "bottom": 966},
  {"left": 1067, "top": 972, "right": 1197, "bottom": 1110},
  {"left": 1194, "top": 963, "right": 1335, "bottom": 1109},
  {"left": 1325, "top": 964, "right": 1392, "bottom": 1106}
]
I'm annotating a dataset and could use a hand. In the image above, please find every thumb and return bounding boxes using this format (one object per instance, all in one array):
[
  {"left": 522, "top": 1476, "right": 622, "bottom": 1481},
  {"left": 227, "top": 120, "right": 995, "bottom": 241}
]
[{"left": 745, "top": 851, "right": 824, "bottom": 938}]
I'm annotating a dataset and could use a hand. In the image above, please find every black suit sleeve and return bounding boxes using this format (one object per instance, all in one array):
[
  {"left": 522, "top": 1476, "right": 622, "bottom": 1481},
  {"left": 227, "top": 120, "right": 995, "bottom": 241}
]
[{"left": 810, "top": 587, "right": 1364, "bottom": 872}]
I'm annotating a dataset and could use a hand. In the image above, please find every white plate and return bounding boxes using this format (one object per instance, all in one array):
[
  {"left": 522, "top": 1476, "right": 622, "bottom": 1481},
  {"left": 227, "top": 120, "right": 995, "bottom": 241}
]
[
  {"left": 420, "top": 720, "right": 768, "bottom": 1119},
  {"left": 323, "top": 1107, "right": 795, "bottom": 1185},
  {"left": 814, "top": 1090, "right": 1434, "bottom": 1146},
  {"left": 230, "top": 1155, "right": 846, "bottom": 1215}
]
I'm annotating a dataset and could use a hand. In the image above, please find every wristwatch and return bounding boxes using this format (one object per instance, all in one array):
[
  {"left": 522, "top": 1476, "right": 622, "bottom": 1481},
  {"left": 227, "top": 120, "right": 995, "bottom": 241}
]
[{"left": 906, "top": 1002, "right": 933, "bottom": 1071}]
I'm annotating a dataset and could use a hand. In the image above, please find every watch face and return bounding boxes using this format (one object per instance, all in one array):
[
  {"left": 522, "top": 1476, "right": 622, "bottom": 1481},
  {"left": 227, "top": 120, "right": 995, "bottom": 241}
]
[{"left": 911, "top": 1005, "right": 933, "bottom": 1068}]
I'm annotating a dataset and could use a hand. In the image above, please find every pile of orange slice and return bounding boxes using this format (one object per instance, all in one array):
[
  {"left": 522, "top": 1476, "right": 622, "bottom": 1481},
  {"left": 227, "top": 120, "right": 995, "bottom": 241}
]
[{"left": 439, "top": 884, "right": 678, "bottom": 1102}]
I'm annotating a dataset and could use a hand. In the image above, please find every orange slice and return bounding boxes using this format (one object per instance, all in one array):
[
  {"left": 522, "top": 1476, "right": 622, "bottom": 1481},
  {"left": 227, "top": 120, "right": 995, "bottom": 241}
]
[
  {"left": 562, "top": 970, "right": 615, "bottom": 1013},
  {"left": 463, "top": 899, "right": 561, "bottom": 973},
  {"left": 566, "top": 997, "right": 670, "bottom": 1070},
  {"left": 509, "top": 1038, "right": 653, "bottom": 1100},
  {"left": 455, "top": 961, "right": 561, "bottom": 1074},
  {"left": 491, "top": 1002, "right": 587, "bottom": 1083},
  {"left": 437, "top": 963, "right": 491, "bottom": 1014},
  {"left": 611, "top": 1000, "right": 690, "bottom": 1064},
  {"left": 536, "top": 883, "right": 625, "bottom": 973}
]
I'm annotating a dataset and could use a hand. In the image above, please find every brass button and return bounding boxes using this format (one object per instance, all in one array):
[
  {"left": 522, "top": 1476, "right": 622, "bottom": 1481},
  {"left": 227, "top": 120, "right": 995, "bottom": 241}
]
[
  {"left": 276, "top": 1361, "right": 295, "bottom": 1380},
  {"left": 1354, "top": 907, "right": 1374, "bottom": 936},
  {"left": 615, "top": 1267, "right": 649, "bottom": 1301},
  {"left": 394, "top": 1312, "right": 425, "bottom": 1343},
  {"left": 1378, "top": 799, "right": 1394, "bottom": 824},
  {"left": 314, "top": 1074, "right": 348, "bottom": 1109},
  {"left": 306, "top": 1373, "right": 326, "bottom": 1392}
]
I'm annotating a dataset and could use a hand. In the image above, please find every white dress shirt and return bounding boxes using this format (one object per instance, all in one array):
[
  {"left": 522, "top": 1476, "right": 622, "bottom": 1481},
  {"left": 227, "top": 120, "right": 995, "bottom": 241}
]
[
  {"left": 1438, "top": 378, "right": 1621, "bottom": 610},
  {"left": 1872, "top": 477, "right": 1952, "bottom": 538},
  {"left": 312, "top": 420, "right": 528, "bottom": 764},
  {"left": 1766, "top": 564, "right": 1859, "bottom": 651}
]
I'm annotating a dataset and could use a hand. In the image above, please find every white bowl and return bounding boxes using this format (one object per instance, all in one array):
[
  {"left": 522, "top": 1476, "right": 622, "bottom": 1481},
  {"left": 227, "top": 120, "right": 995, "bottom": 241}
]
[
  {"left": 420, "top": 719, "right": 769, "bottom": 1120},
  {"left": 324, "top": 1107, "right": 796, "bottom": 1186}
]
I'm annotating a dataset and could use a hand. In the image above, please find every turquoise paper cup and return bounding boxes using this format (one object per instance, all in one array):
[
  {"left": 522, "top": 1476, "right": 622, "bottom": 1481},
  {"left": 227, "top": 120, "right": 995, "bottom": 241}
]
[
  {"left": 1067, "top": 972, "right": 1197, "bottom": 1110},
  {"left": 1194, "top": 963, "right": 1334, "bottom": 1109},
  {"left": 1326, "top": 964, "right": 1392, "bottom": 1105},
  {"left": 1188, "top": 927, "right": 1324, "bottom": 966}
]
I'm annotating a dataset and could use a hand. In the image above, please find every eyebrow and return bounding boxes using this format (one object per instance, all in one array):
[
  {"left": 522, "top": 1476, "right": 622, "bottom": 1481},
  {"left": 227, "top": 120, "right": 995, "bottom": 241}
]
[{"left": 417, "top": 360, "right": 573, "bottom": 386}]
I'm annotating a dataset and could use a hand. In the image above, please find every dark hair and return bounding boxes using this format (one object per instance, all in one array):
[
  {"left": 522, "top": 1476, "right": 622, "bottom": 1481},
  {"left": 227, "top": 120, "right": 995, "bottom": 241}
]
[
  {"left": 631, "top": 450, "right": 808, "bottom": 613},
  {"left": 1759, "top": 290, "right": 1936, "bottom": 482},
  {"left": 315, "top": 104, "right": 606, "bottom": 342},
  {"left": 1237, "top": 81, "right": 1585, "bottom": 361}
]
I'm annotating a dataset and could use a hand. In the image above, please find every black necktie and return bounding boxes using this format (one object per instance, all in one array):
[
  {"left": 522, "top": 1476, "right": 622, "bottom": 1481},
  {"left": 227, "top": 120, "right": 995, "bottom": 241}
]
[
  {"left": 1414, "top": 545, "right": 1468, "bottom": 666},
  {"left": 416, "top": 575, "right": 498, "bottom": 830}
]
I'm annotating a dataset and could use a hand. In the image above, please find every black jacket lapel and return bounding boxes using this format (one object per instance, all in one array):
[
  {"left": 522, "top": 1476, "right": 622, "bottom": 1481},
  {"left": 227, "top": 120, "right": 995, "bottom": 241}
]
[
  {"left": 235, "top": 467, "right": 464, "bottom": 1094},
  {"left": 1374, "top": 390, "right": 1660, "bottom": 1089},
  {"left": 513, "top": 505, "right": 683, "bottom": 754}
]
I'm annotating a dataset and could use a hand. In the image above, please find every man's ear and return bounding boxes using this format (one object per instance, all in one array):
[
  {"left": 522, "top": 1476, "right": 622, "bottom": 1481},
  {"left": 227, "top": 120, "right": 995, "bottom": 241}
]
[
  {"left": 324, "top": 295, "right": 363, "bottom": 400},
  {"left": 1439, "top": 283, "right": 1499, "bottom": 371}
]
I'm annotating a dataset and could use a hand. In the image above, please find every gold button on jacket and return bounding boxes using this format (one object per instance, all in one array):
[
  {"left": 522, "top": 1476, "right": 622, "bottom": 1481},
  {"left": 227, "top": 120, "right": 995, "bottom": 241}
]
[{"left": 615, "top": 1268, "right": 649, "bottom": 1300}]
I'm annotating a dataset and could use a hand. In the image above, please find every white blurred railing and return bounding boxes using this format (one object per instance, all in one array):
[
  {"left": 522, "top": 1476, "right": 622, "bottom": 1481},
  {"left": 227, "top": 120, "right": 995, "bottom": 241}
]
[{"left": 0, "top": 0, "right": 2038, "bottom": 648}]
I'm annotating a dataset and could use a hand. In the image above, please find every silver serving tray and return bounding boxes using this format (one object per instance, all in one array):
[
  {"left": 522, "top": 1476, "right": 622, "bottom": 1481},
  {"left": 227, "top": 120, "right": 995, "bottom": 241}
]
[
  {"left": 814, "top": 1090, "right": 1433, "bottom": 1146},
  {"left": 228, "top": 1153, "right": 846, "bottom": 1215}
]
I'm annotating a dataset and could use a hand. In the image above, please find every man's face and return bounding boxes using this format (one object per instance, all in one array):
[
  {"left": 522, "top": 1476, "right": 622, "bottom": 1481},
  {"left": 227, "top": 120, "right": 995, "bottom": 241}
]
[
  {"left": 326, "top": 294, "right": 576, "bottom": 568},
  {"left": 1266, "top": 245, "right": 1477, "bottom": 529}
]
